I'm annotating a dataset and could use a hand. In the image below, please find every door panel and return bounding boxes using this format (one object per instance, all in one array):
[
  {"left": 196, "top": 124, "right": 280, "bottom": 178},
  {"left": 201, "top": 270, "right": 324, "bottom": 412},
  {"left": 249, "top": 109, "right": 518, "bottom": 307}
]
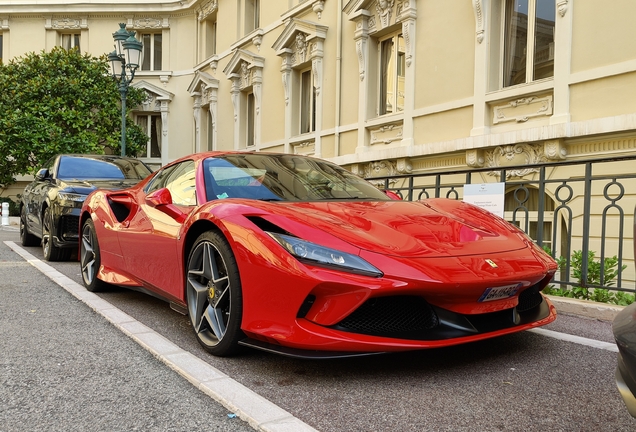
[{"left": 117, "top": 160, "right": 196, "bottom": 301}]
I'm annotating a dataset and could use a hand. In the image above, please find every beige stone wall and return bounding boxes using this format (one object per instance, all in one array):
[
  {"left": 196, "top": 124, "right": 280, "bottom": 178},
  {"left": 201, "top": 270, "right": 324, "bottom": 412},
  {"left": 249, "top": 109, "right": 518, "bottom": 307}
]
[
  {"left": 413, "top": 107, "right": 474, "bottom": 144},
  {"left": 570, "top": 72, "right": 636, "bottom": 122},
  {"left": 415, "top": 1, "right": 475, "bottom": 108},
  {"left": 571, "top": 0, "right": 636, "bottom": 73}
]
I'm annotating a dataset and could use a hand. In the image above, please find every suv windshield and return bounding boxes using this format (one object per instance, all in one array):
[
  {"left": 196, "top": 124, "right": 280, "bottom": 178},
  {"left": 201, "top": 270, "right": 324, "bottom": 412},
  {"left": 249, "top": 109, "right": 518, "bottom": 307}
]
[
  {"left": 57, "top": 156, "right": 152, "bottom": 180},
  {"left": 203, "top": 154, "right": 390, "bottom": 202}
]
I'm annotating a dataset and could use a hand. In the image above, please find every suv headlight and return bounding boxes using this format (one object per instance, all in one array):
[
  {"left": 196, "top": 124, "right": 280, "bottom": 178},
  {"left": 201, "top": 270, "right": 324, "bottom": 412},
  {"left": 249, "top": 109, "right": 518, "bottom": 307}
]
[
  {"left": 58, "top": 192, "right": 87, "bottom": 203},
  {"left": 267, "top": 232, "right": 383, "bottom": 277}
]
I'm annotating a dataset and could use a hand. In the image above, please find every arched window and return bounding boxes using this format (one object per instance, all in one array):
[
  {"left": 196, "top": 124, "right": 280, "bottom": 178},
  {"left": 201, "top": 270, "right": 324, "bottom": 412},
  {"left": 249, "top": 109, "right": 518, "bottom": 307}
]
[{"left": 504, "top": 185, "right": 568, "bottom": 258}]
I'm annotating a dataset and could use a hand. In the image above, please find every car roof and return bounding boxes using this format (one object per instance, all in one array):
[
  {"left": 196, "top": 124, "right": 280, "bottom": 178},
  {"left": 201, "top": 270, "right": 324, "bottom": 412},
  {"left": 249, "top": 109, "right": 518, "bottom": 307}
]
[{"left": 58, "top": 154, "right": 138, "bottom": 161}]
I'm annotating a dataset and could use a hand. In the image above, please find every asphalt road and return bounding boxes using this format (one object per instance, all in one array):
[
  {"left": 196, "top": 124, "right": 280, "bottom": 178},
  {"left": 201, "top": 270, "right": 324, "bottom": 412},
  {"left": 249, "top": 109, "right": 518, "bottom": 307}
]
[
  {"left": 0, "top": 227, "right": 254, "bottom": 432},
  {"left": 1, "top": 226, "right": 634, "bottom": 432}
]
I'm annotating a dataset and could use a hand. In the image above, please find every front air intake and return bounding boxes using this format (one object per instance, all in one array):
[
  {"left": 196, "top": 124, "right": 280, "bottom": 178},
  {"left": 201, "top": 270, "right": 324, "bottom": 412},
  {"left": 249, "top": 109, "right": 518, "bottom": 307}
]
[
  {"left": 334, "top": 296, "right": 439, "bottom": 338},
  {"left": 517, "top": 285, "right": 543, "bottom": 312}
]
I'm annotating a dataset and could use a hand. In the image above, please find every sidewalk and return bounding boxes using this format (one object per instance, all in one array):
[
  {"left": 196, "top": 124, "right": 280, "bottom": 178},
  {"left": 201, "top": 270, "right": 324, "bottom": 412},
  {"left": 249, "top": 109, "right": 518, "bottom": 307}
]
[{"left": 548, "top": 296, "right": 624, "bottom": 322}]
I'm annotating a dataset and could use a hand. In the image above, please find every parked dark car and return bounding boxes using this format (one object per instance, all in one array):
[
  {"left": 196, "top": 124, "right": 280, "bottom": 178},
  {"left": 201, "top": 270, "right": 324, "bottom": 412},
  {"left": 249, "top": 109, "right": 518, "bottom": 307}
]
[
  {"left": 20, "top": 154, "right": 152, "bottom": 261},
  {"left": 614, "top": 301, "right": 636, "bottom": 417},
  {"left": 613, "top": 207, "right": 636, "bottom": 417}
]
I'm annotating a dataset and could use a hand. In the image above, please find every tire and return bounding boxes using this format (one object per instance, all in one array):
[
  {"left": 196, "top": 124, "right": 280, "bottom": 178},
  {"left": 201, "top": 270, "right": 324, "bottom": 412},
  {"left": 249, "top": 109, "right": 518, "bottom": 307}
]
[
  {"left": 186, "top": 231, "right": 244, "bottom": 357},
  {"left": 20, "top": 206, "right": 40, "bottom": 247},
  {"left": 42, "top": 207, "right": 70, "bottom": 261},
  {"left": 80, "top": 218, "right": 109, "bottom": 292}
]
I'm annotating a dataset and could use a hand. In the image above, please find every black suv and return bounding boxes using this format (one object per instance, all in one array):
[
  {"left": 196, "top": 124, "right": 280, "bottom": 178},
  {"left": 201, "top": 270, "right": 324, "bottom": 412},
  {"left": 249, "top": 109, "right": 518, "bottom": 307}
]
[{"left": 20, "top": 154, "right": 152, "bottom": 261}]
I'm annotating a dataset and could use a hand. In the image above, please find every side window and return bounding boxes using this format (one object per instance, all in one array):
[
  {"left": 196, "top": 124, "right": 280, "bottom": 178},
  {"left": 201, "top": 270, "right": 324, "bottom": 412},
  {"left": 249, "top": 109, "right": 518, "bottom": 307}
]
[
  {"left": 46, "top": 157, "right": 57, "bottom": 174},
  {"left": 164, "top": 161, "right": 196, "bottom": 206},
  {"left": 38, "top": 156, "right": 57, "bottom": 180},
  {"left": 136, "top": 114, "right": 162, "bottom": 158},
  {"left": 141, "top": 33, "right": 162, "bottom": 71},
  {"left": 60, "top": 33, "right": 81, "bottom": 51},
  {"left": 145, "top": 164, "right": 177, "bottom": 194},
  {"left": 145, "top": 161, "right": 196, "bottom": 206},
  {"left": 300, "top": 68, "right": 316, "bottom": 134},
  {"left": 501, "top": 0, "right": 555, "bottom": 88},
  {"left": 244, "top": 0, "right": 260, "bottom": 35},
  {"left": 379, "top": 32, "right": 405, "bottom": 115}
]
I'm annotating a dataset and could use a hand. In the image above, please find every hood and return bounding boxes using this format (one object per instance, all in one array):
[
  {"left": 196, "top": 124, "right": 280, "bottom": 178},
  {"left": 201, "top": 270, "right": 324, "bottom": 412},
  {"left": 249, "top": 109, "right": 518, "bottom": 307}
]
[
  {"left": 268, "top": 200, "right": 527, "bottom": 258},
  {"left": 57, "top": 178, "right": 142, "bottom": 195}
]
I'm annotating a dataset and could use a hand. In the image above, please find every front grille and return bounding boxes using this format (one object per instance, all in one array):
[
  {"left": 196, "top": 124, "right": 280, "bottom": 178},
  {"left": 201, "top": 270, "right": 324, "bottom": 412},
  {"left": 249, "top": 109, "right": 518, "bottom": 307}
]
[
  {"left": 334, "top": 296, "right": 439, "bottom": 337},
  {"left": 60, "top": 215, "right": 80, "bottom": 240},
  {"left": 517, "top": 285, "right": 543, "bottom": 312}
]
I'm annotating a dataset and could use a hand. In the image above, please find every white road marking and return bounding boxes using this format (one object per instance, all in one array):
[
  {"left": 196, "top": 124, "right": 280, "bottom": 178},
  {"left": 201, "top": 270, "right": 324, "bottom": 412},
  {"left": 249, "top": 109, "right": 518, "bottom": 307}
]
[
  {"left": 5, "top": 241, "right": 318, "bottom": 432},
  {"left": 529, "top": 328, "right": 619, "bottom": 352}
]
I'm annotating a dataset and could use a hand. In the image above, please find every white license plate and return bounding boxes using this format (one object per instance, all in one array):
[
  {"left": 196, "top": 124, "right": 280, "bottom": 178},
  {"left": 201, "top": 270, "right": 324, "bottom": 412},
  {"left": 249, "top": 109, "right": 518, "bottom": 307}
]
[{"left": 478, "top": 284, "right": 521, "bottom": 302}]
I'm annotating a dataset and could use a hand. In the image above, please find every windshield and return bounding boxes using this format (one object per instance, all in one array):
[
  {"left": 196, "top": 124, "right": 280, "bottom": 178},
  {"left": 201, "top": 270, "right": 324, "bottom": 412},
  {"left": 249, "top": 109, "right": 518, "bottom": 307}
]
[
  {"left": 203, "top": 154, "right": 390, "bottom": 202},
  {"left": 57, "top": 156, "right": 152, "bottom": 180}
]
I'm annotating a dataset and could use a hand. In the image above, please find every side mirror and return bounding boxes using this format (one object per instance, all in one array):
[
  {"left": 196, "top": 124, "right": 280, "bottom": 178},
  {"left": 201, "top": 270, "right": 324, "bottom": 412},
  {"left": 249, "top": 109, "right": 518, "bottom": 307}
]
[
  {"left": 35, "top": 168, "right": 50, "bottom": 181},
  {"left": 146, "top": 187, "right": 173, "bottom": 207},
  {"left": 383, "top": 190, "right": 402, "bottom": 200},
  {"left": 145, "top": 188, "right": 186, "bottom": 223}
]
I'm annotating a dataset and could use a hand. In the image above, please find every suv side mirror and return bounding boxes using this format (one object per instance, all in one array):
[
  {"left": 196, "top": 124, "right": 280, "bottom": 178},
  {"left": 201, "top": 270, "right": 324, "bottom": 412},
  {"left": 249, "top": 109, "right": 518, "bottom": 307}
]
[{"left": 35, "top": 168, "right": 50, "bottom": 181}]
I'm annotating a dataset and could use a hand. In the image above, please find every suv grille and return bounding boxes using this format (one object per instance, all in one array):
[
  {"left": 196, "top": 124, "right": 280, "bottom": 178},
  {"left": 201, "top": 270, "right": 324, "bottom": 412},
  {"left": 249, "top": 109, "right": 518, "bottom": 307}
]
[{"left": 60, "top": 215, "right": 80, "bottom": 240}]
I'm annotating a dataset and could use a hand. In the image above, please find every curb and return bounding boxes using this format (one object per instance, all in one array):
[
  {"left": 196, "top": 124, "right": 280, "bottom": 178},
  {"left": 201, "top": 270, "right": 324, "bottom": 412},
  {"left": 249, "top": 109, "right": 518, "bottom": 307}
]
[
  {"left": 5, "top": 241, "right": 318, "bottom": 432},
  {"left": 547, "top": 295, "right": 624, "bottom": 322}
]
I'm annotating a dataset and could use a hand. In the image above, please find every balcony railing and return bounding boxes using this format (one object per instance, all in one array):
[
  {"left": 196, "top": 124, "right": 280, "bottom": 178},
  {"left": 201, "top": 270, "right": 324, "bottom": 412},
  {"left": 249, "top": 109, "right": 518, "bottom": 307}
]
[{"left": 365, "top": 155, "right": 636, "bottom": 295}]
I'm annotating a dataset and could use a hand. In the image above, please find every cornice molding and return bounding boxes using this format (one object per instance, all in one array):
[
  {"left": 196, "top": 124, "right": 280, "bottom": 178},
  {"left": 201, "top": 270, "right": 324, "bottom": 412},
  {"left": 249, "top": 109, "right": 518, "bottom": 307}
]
[{"left": 0, "top": 0, "right": 199, "bottom": 14}]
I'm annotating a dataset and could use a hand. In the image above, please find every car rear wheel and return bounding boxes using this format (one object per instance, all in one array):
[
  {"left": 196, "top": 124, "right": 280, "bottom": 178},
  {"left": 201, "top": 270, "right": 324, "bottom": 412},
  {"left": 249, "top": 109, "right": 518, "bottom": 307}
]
[
  {"left": 80, "top": 218, "right": 109, "bottom": 292},
  {"left": 42, "top": 207, "right": 70, "bottom": 261},
  {"left": 20, "top": 206, "right": 40, "bottom": 246},
  {"left": 186, "top": 231, "right": 244, "bottom": 357}
]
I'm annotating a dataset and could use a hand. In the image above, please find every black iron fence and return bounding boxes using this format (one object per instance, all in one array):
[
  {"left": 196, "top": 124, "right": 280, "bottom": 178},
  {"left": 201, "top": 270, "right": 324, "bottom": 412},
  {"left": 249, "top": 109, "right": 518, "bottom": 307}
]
[{"left": 365, "top": 155, "right": 636, "bottom": 296}]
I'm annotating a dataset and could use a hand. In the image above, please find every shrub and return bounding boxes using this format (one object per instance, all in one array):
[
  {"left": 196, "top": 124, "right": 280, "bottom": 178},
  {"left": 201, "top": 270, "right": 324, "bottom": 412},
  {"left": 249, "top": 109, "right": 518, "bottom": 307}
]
[{"left": 542, "top": 247, "right": 633, "bottom": 305}]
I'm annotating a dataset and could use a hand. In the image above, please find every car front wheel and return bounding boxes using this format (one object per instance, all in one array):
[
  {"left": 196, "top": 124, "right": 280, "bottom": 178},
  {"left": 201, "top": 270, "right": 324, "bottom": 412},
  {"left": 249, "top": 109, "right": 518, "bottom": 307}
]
[
  {"left": 80, "top": 218, "right": 110, "bottom": 292},
  {"left": 42, "top": 207, "right": 70, "bottom": 261},
  {"left": 186, "top": 231, "right": 244, "bottom": 357},
  {"left": 20, "top": 206, "right": 40, "bottom": 247}
]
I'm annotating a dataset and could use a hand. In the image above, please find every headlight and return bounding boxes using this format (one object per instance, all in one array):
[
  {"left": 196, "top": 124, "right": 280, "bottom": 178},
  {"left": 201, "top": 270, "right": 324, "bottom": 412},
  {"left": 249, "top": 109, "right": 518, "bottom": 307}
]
[
  {"left": 58, "top": 192, "right": 87, "bottom": 202},
  {"left": 267, "top": 232, "right": 383, "bottom": 277}
]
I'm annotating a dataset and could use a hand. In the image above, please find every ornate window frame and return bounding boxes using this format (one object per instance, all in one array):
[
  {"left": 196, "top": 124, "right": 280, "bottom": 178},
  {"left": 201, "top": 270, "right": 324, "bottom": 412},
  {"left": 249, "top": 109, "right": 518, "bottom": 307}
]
[
  {"left": 222, "top": 49, "right": 264, "bottom": 150},
  {"left": 126, "top": 17, "right": 170, "bottom": 73},
  {"left": 272, "top": 18, "right": 328, "bottom": 155},
  {"left": 198, "top": 0, "right": 218, "bottom": 62},
  {"left": 131, "top": 80, "right": 174, "bottom": 167},
  {"left": 344, "top": 0, "right": 417, "bottom": 151},
  {"left": 45, "top": 16, "right": 87, "bottom": 52},
  {"left": 470, "top": 0, "right": 571, "bottom": 137},
  {"left": 188, "top": 71, "right": 219, "bottom": 153}
]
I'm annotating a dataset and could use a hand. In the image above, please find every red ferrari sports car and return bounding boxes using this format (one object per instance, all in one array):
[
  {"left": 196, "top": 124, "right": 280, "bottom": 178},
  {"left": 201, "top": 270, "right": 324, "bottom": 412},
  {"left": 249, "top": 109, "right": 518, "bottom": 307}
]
[{"left": 79, "top": 151, "right": 558, "bottom": 358}]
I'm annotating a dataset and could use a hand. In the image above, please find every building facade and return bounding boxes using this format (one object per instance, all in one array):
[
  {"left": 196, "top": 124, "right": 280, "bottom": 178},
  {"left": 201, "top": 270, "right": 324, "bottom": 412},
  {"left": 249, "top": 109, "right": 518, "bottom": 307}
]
[{"left": 2, "top": 0, "right": 636, "bottom": 281}]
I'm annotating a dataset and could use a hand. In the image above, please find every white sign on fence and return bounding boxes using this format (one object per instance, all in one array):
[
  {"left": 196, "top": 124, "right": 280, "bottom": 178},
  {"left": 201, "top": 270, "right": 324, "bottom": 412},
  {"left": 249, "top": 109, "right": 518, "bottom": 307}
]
[{"left": 463, "top": 183, "right": 505, "bottom": 218}]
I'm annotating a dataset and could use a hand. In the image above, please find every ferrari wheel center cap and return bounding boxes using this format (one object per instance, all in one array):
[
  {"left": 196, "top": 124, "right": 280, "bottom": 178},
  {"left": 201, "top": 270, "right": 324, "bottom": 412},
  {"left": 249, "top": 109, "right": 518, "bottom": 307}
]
[{"left": 208, "top": 283, "right": 215, "bottom": 300}]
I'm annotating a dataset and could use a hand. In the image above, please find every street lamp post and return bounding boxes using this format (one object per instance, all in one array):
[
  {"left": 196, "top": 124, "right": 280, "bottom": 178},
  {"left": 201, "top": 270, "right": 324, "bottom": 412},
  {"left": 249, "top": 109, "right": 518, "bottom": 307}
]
[{"left": 109, "top": 23, "right": 143, "bottom": 157}]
